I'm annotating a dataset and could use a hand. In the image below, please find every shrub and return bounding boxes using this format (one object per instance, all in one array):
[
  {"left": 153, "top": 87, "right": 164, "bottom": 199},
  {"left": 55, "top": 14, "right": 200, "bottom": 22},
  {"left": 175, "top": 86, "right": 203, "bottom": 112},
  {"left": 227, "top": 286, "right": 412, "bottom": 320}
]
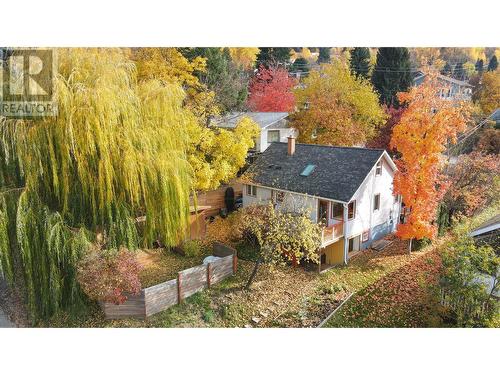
[
  {"left": 77, "top": 247, "right": 142, "bottom": 305},
  {"left": 205, "top": 211, "right": 246, "bottom": 246},
  {"left": 440, "top": 237, "right": 499, "bottom": 327},
  {"left": 182, "top": 240, "right": 203, "bottom": 258}
]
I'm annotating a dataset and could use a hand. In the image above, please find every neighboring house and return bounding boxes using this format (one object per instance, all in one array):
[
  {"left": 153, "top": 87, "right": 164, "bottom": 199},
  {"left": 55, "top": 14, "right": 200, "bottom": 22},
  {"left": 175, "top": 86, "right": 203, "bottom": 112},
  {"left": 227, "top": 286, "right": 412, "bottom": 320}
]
[
  {"left": 412, "top": 71, "right": 473, "bottom": 101},
  {"left": 241, "top": 137, "right": 401, "bottom": 271},
  {"left": 469, "top": 214, "right": 500, "bottom": 250},
  {"left": 468, "top": 215, "right": 500, "bottom": 299},
  {"left": 490, "top": 108, "right": 500, "bottom": 127},
  {"left": 214, "top": 112, "right": 296, "bottom": 154}
]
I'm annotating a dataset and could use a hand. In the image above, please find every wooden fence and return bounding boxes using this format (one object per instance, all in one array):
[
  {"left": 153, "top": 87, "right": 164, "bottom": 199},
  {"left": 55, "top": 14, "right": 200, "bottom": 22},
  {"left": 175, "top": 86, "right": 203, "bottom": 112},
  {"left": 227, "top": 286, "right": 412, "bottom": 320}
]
[
  {"left": 102, "top": 243, "right": 237, "bottom": 319},
  {"left": 439, "top": 288, "right": 495, "bottom": 319},
  {"left": 194, "top": 182, "right": 243, "bottom": 217}
]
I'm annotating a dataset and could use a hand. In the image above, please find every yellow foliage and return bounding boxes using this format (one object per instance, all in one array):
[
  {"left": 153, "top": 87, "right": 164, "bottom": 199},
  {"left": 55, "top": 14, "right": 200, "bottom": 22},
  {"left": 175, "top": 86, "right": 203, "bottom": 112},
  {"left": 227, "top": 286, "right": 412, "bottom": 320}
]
[
  {"left": 301, "top": 47, "right": 313, "bottom": 61},
  {"left": 292, "top": 60, "right": 386, "bottom": 146},
  {"left": 228, "top": 47, "right": 260, "bottom": 69},
  {"left": 469, "top": 47, "right": 487, "bottom": 63},
  {"left": 478, "top": 71, "right": 500, "bottom": 115},
  {"left": 132, "top": 48, "right": 259, "bottom": 191},
  {"left": 133, "top": 47, "right": 219, "bottom": 121},
  {"left": 187, "top": 116, "right": 260, "bottom": 191}
]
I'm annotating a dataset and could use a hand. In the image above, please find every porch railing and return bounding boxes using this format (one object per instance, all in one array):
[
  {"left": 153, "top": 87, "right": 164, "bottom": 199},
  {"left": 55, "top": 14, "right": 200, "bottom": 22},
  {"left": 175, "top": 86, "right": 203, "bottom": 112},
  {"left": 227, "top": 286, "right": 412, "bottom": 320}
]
[{"left": 321, "top": 221, "right": 343, "bottom": 245}]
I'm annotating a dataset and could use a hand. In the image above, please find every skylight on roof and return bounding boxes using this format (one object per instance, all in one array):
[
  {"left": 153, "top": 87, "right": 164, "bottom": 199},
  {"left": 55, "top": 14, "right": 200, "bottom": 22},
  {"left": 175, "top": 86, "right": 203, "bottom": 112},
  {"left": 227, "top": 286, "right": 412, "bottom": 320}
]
[{"left": 300, "top": 164, "right": 316, "bottom": 177}]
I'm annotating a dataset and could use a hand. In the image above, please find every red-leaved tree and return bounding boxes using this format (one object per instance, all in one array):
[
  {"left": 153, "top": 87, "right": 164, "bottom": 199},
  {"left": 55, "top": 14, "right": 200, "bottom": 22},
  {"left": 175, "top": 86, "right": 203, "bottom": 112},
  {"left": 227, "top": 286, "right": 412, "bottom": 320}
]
[
  {"left": 390, "top": 70, "right": 470, "bottom": 252},
  {"left": 366, "top": 105, "right": 405, "bottom": 153},
  {"left": 442, "top": 152, "right": 500, "bottom": 220},
  {"left": 247, "top": 65, "right": 296, "bottom": 112},
  {"left": 77, "top": 248, "right": 142, "bottom": 304}
]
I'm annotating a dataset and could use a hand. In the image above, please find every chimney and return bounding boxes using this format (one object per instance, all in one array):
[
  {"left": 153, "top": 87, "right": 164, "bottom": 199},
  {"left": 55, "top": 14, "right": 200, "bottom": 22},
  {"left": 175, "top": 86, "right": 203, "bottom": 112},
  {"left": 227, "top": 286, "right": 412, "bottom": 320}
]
[{"left": 287, "top": 136, "right": 296, "bottom": 156}]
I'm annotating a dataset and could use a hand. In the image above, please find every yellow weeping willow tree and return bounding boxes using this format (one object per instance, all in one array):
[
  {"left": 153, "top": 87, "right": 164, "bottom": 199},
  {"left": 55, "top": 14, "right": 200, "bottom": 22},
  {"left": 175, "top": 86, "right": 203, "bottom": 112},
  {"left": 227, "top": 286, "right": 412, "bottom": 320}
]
[{"left": 0, "top": 49, "right": 194, "bottom": 321}]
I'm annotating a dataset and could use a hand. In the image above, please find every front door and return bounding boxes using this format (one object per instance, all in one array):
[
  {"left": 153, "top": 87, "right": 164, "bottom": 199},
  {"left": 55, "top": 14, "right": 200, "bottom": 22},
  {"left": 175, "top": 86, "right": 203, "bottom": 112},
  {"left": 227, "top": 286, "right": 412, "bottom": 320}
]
[{"left": 318, "top": 200, "right": 328, "bottom": 224}]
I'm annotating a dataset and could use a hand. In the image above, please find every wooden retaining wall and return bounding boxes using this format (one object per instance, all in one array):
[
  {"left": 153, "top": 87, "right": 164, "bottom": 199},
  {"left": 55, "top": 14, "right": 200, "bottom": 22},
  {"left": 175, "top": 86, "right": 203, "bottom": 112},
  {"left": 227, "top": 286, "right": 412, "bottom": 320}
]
[{"left": 102, "top": 244, "right": 237, "bottom": 320}]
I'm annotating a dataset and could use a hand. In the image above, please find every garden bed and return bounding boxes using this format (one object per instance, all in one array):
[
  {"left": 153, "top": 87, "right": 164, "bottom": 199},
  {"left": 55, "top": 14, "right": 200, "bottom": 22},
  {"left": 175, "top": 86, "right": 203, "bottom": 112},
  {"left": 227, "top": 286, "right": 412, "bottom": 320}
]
[{"left": 138, "top": 249, "right": 209, "bottom": 288}]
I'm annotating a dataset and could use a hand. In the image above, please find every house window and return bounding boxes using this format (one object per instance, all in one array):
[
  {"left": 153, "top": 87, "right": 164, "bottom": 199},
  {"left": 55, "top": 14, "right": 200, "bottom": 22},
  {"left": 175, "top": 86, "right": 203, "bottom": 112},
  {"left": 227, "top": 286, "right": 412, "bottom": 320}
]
[
  {"left": 318, "top": 200, "right": 329, "bottom": 224},
  {"left": 331, "top": 202, "right": 343, "bottom": 219},
  {"left": 348, "top": 200, "right": 356, "bottom": 220},
  {"left": 246, "top": 185, "right": 257, "bottom": 197},
  {"left": 394, "top": 194, "right": 399, "bottom": 204},
  {"left": 348, "top": 235, "right": 361, "bottom": 253},
  {"left": 268, "top": 130, "right": 280, "bottom": 144},
  {"left": 374, "top": 194, "right": 380, "bottom": 211},
  {"left": 375, "top": 160, "right": 382, "bottom": 176},
  {"left": 272, "top": 190, "right": 285, "bottom": 203}
]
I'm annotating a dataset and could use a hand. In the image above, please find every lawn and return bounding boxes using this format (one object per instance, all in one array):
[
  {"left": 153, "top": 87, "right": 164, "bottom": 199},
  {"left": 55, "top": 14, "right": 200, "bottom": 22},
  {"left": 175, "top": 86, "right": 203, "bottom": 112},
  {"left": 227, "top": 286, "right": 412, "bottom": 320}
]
[
  {"left": 44, "top": 235, "right": 446, "bottom": 328},
  {"left": 324, "top": 242, "right": 444, "bottom": 327}
]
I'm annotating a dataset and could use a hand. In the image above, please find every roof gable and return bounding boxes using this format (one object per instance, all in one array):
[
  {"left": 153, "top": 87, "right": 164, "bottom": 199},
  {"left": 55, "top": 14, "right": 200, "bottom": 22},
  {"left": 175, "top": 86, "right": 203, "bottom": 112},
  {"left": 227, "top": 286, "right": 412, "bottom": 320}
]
[
  {"left": 243, "top": 143, "right": 388, "bottom": 202},
  {"left": 214, "top": 112, "right": 289, "bottom": 129}
]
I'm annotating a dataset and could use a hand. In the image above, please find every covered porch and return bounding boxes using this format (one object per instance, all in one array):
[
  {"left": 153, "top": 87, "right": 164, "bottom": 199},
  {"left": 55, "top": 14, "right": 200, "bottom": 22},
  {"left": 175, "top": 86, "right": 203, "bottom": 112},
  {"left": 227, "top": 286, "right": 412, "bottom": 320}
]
[{"left": 318, "top": 238, "right": 345, "bottom": 273}]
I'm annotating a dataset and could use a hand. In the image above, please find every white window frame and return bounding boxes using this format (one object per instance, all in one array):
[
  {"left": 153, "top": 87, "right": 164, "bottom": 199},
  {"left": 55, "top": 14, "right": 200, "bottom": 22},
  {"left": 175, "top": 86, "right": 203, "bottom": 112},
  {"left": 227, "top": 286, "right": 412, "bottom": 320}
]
[
  {"left": 246, "top": 184, "right": 257, "bottom": 197},
  {"left": 267, "top": 130, "right": 280, "bottom": 144},
  {"left": 348, "top": 234, "right": 361, "bottom": 253},
  {"left": 348, "top": 200, "right": 356, "bottom": 220},
  {"left": 272, "top": 189, "right": 285, "bottom": 203},
  {"left": 374, "top": 193, "right": 381, "bottom": 211},
  {"left": 375, "top": 160, "right": 382, "bottom": 176}
]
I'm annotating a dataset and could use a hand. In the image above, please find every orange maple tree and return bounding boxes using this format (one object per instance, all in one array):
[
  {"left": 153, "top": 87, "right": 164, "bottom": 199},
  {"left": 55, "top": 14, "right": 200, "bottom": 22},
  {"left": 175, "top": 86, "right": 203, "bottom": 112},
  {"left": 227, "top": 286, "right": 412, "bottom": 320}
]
[{"left": 390, "top": 70, "right": 470, "bottom": 251}]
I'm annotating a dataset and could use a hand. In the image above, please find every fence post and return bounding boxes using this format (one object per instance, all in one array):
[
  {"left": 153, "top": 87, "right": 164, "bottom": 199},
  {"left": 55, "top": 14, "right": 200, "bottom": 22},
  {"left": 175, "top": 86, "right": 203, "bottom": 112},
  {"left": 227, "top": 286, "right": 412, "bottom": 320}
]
[
  {"left": 177, "top": 272, "right": 182, "bottom": 304},
  {"left": 232, "top": 253, "right": 237, "bottom": 274},
  {"left": 207, "top": 262, "right": 212, "bottom": 288}
]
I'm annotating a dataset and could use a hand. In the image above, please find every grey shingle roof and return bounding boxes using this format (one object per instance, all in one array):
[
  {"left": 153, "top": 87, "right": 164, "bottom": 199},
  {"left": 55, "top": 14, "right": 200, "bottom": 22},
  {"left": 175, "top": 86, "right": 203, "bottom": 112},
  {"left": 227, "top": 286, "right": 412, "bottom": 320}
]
[
  {"left": 243, "top": 143, "right": 386, "bottom": 202},
  {"left": 412, "top": 71, "right": 473, "bottom": 87},
  {"left": 472, "top": 214, "right": 500, "bottom": 234},
  {"left": 214, "top": 112, "right": 289, "bottom": 129}
]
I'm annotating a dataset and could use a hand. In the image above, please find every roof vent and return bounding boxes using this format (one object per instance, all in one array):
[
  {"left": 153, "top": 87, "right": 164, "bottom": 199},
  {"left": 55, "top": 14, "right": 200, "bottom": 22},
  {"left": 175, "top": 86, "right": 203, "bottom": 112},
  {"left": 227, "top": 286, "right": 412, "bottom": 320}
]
[{"left": 300, "top": 164, "right": 316, "bottom": 177}]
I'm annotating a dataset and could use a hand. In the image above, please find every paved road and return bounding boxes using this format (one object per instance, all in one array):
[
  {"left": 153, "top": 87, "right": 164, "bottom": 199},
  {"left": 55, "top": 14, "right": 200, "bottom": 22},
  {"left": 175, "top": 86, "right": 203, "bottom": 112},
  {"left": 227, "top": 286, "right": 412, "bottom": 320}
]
[{"left": 0, "top": 306, "right": 14, "bottom": 328}]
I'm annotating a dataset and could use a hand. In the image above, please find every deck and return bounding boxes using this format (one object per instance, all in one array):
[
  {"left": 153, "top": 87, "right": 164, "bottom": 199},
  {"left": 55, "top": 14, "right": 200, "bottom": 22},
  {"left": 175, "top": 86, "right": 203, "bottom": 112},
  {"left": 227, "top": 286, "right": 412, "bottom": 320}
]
[{"left": 321, "top": 221, "right": 344, "bottom": 246}]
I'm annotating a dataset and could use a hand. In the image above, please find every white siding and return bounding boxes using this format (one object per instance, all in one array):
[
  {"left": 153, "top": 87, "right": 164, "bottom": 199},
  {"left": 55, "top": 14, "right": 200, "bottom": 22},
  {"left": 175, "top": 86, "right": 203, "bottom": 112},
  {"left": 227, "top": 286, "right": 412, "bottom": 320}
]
[
  {"left": 345, "top": 156, "right": 399, "bottom": 247},
  {"left": 242, "top": 184, "right": 318, "bottom": 222},
  {"left": 242, "top": 153, "right": 400, "bottom": 252},
  {"left": 258, "top": 127, "right": 296, "bottom": 153},
  {"left": 242, "top": 185, "right": 272, "bottom": 206}
]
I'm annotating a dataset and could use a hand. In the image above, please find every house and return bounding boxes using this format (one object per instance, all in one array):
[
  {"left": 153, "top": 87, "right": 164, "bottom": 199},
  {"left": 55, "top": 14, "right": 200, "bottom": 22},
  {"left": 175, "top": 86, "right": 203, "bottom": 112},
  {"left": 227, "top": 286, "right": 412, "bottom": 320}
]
[
  {"left": 412, "top": 71, "right": 473, "bottom": 101},
  {"left": 467, "top": 215, "right": 500, "bottom": 299},
  {"left": 241, "top": 137, "right": 401, "bottom": 271},
  {"left": 469, "top": 214, "right": 500, "bottom": 250},
  {"left": 214, "top": 112, "right": 296, "bottom": 154}
]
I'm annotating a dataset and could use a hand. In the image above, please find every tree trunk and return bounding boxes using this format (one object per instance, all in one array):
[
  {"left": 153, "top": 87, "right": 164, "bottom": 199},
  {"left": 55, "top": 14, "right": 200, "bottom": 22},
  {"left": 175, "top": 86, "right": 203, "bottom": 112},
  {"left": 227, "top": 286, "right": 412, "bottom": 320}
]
[
  {"left": 408, "top": 238, "right": 413, "bottom": 254},
  {"left": 246, "top": 257, "right": 262, "bottom": 290}
]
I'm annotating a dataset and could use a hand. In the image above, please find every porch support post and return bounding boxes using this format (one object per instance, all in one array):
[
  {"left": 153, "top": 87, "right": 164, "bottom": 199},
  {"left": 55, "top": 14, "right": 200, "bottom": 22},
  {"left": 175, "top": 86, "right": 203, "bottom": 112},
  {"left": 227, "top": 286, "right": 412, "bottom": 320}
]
[{"left": 343, "top": 203, "right": 349, "bottom": 265}]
